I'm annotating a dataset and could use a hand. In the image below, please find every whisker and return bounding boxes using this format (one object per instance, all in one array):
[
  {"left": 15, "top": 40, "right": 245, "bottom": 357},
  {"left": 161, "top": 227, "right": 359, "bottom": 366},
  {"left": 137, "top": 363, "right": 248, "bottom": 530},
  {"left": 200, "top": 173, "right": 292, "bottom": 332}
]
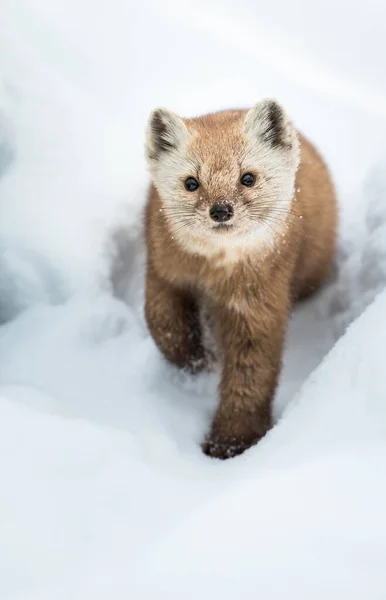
[
  {"left": 259, "top": 218, "right": 283, "bottom": 238},
  {"left": 248, "top": 209, "right": 300, "bottom": 223}
]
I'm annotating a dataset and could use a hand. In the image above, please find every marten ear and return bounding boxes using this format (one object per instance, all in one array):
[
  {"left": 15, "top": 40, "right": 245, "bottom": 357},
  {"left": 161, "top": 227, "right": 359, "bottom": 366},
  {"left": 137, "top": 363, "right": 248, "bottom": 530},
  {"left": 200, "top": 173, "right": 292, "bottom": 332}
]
[
  {"left": 146, "top": 108, "right": 188, "bottom": 162},
  {"left": 245, "top": 99, "right": 295, "bottom": 149}
]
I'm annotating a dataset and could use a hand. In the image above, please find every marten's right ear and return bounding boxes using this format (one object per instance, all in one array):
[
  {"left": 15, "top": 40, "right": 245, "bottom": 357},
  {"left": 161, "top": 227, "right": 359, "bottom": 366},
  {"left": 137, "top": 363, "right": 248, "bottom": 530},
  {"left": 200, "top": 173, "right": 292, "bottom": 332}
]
[{"left": 146, "top": 108, "right": 188, "bottom": 162}]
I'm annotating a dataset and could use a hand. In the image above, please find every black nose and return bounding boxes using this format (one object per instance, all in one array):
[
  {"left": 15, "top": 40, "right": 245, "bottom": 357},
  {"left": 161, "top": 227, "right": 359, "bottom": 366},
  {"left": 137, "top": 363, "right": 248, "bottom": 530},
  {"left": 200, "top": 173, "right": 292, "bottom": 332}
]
[{"left": 209, "top": 203, "right": 234, "bottom": 223}]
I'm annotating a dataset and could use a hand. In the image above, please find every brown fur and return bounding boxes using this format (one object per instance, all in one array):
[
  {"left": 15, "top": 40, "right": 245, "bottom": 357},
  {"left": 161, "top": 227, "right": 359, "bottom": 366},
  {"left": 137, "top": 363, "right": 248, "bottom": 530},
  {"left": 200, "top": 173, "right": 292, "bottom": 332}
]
[{"left": 144, "top": 103, "right": 338, "bottom": 459}]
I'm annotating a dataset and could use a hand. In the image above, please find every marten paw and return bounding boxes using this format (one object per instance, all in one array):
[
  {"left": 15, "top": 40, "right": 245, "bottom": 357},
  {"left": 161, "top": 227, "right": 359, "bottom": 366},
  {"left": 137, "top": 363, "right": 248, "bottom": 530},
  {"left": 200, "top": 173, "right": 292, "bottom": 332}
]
[
  {"left": 202, "top": 436, "right": 255, "bottom": 460},
  {"left": 185, "top": 355, "right": 211, "bottom": 375},
  {"left": 178, "top": 346, "right": 217, "bottom": 375}
]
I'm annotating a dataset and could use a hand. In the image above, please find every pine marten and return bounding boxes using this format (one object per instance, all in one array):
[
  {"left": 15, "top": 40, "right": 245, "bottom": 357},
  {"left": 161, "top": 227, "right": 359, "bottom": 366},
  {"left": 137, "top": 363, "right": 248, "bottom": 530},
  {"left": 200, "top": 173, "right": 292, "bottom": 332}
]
[{"left": 143, "top": 99, "right": 338, "bottom": 459}]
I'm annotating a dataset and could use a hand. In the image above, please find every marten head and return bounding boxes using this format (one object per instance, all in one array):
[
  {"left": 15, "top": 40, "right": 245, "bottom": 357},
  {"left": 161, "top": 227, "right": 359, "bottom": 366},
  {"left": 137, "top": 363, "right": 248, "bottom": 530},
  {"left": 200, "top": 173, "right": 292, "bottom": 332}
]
[{"left": 146, "top": 100, "right": 299, "bottom": 257}]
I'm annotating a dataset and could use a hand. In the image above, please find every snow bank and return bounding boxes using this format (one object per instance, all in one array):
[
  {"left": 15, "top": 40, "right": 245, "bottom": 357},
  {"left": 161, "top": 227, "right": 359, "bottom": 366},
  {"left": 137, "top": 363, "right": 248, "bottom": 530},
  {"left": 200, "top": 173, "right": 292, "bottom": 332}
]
[
  {"left": 131, "top": 288, "right": 386, "bottom": 599},
  {"left": 1, "top": 1, "right": 386, "bottom": 598}
]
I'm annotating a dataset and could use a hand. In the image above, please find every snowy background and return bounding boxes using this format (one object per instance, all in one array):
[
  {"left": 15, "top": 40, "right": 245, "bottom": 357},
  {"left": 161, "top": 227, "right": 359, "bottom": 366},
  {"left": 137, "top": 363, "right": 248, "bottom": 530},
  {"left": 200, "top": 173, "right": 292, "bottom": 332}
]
[{"left": 1, "top": 0, "right": 386, "bottom": 597}]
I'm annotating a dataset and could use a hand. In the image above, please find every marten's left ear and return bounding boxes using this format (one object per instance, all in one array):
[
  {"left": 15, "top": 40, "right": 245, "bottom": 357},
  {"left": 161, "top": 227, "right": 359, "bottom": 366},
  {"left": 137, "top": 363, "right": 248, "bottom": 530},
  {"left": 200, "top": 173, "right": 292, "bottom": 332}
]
[
  {"left": 245, "top": 99, "right": 296, "bottom": 150},
  {"left": 146, "top": 108, "right": 188, "bottom": 162}
]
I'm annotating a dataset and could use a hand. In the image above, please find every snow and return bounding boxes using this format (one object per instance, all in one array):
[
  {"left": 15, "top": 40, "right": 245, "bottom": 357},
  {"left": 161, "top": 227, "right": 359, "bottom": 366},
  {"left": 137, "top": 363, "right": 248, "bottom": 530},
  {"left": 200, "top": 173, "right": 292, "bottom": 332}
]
[{"left": 1, "top": 0, "right": 386, "bottom": 598}]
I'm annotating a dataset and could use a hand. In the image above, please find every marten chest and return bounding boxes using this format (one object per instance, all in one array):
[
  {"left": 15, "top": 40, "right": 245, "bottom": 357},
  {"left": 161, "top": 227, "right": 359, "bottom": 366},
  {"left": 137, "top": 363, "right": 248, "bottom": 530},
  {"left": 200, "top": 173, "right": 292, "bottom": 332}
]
[
  {"left": 152, "top": 231, "right": 279, "bottom": 311},
  {"left": 189, "top": 256, "right": 263, "bottom": 314}
]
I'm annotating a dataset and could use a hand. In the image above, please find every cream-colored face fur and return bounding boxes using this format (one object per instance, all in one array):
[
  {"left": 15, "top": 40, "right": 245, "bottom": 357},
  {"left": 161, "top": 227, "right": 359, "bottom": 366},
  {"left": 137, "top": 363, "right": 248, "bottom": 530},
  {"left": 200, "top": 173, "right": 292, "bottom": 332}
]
[{"left": 146, "top": 100, "right": 300, "bottom": 259}]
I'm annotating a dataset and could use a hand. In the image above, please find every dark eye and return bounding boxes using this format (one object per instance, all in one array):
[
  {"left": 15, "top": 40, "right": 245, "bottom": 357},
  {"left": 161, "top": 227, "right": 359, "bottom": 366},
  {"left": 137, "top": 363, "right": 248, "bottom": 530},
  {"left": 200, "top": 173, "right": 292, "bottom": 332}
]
[
  {"left": 184, "top": 177, "right": 199, "bottom": 192},
  {"left": 240, "top": 173, "right": 256, "bottom": 187}
]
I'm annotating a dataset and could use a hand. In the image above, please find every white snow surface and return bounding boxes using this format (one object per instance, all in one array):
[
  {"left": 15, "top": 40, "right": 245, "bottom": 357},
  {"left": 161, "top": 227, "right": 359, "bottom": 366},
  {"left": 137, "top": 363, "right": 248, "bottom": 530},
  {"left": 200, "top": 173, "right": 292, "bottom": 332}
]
[{"left": 1, "top": 0, "right": 386, "bottom": 598}]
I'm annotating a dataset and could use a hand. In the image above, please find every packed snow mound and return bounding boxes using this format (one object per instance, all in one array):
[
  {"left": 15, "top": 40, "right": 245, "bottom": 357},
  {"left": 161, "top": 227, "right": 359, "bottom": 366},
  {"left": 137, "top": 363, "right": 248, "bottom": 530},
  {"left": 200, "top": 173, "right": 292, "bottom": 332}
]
[
  {"left": 1, "top": 1, "right": 386, "bottom": 599},
  {"left": 131, "top": 287, "right": 386, "bottom": 599}
]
